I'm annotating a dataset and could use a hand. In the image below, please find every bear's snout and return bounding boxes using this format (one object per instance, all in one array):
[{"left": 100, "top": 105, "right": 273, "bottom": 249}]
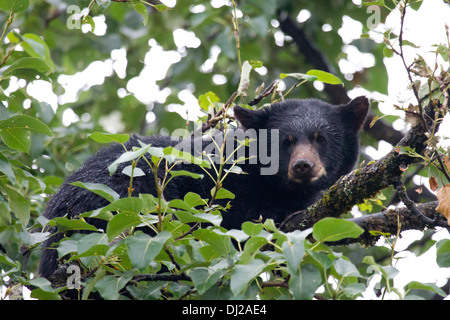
[
  {"left": 288, "top": 144, "right": 326, "bottom": 184},
  {"left": 292, "top": 158, "right": 314, "bottom": 177}
]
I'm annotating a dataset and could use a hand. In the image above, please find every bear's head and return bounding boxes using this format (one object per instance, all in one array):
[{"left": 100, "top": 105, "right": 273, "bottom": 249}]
[{"left": 233, "top": 96, "right": 369, "bottom": 193}]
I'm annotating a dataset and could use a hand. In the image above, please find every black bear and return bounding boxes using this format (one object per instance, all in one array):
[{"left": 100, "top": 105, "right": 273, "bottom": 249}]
[{"left": 39, "top": 96, "right": 369, "bottom": 278}]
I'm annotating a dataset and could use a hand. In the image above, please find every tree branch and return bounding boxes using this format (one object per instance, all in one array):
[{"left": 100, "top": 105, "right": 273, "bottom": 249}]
[{"left": 347, "top": 201, "right": 446, "bottom": 246}]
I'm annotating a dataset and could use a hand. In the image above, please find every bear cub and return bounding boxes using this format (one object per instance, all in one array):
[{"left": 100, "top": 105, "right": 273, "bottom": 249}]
[{"left": 39, "top": 96, "right": 369, "bottom": 278}]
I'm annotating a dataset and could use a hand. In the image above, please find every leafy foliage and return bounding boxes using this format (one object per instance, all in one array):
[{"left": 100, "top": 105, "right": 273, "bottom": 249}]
[{"left": 0, "top": 0, "right": 449, "bottom": 300}]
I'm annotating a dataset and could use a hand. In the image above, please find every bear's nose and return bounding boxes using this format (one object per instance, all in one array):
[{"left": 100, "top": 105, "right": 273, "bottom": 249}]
[{"left": 292, "top": 158, "right": 314, "bottom": 176}]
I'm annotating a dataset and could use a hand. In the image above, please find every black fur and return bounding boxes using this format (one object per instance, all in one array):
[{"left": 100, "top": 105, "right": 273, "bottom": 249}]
[{"left": 39, "top": 96, "right": 369, "bottom": 278}]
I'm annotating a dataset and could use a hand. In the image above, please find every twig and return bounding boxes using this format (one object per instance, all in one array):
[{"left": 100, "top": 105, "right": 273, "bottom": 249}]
[
  {"left": 393, "top": 176, "right": 447, "bottom": 228},
  {"left": 261, "top": 280, "right": 289, "bottom": 289},
  {"left": 164, "top": 247, "right": 181, "bottom": 271},
  {"left": 132, "top": 273, "right": 191, "bottom": 282},
  {"left": 436, "top": 152, "right": 450, "bottom": 184},
  {"left": 174, "top": 222, "right": 198, "bottom": 241},
  {"left": 0, "top": 11, "right": 14, "bottom": 47},
  {"left": 248, "top": 82, "right": 277, "bottom": 106},
  {"left": 231, "top": 0, "right": 242, "bottom": 72},
  {"left": 192, "top": 91, "right": 238, "bottom": 136}
]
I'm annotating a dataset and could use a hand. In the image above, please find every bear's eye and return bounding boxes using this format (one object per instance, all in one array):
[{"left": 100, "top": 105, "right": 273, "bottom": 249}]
[
  {"left": 315, "top": 133, "right": 326, "bottom": 144},
  {"left": 282, "top": 136, "right": 296, "bottom": 148}
]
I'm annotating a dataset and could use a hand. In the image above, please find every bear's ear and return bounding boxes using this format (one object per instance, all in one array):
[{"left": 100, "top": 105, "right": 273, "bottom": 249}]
[
  {"left": 233, "top": 106, "right": 266, "bottom": 130},
  {"left": 340, "top": 96, "right": 370, "bottom": 131}
]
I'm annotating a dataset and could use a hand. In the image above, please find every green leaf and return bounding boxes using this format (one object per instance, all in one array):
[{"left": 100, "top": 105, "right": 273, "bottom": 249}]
[
  {"left": 0, "top": 0, "right": 29, "bottom": 13},
  {"left": 163, "top": 146, "right": 211, "bottom": 168},
  {"left": 77, "top": 233, "right": 108, "bottom": 255},
  {"left": 289, "top": 264, "right": 322, "bottom": 300},
  {"left": 280, "top": 72, "right": 317, "bottom": 81},
  {"left": 80, "top": 208, "right": 114, "bottom": 222},
  {"left": 0, "top": 151, "right": 15, "bottom": 184},
  {"left": 102, "top": 197, "right": 144, "bottom": 214},
  {"left": 0, "top": 128, "right": 30, "bottom": 152},
  {"left": 56, "top": 239, "right": 78, "bottom": 258},
  {"left": 94, "top": 271, "right": 134, "bottom": 300},
  {"left": 28, "top": 278, "right": 56, "bottom": 293},
  {"left": 409, "top": 0, "right": 423, "bottom": 11},
  {"left": 127, "top": 282, "right": 164, "bottom": 300},
  {"left": 70, "top": 181, "right": 120, "bottom": 203},
  {"left": 240, "top": 237, "right": 268, "bottom": 264},
  {"left": 107, "top": 144, "right": 150, "bottom": 175},
  {"left": 169, "top": 198, "right": 197, "bottom": 213},
  {"left": 183, "top": 192, "right": 207, "bottom": 207},
  {"left": 19, "top": 33, "right": 55, "bottom": 71},
  {"left": 70, "top": 244, "right": 109, "bottom": 259},
  {"left": 437, "top": 44, "right": 449, "bottom": 62},
  {"left": 146, "top": 146, "right": 164, "bottom": 159},
  {"left": 82, "top": 15, "right": 96, "bottom": 33},
  {"left": 381, "top": 265, "right": 399, "bottom": 280},
  {"left": 242, "top": 221, "right": 263, "bottom": 237},
  {"left": 0, "top": 252, "right": 20, "bottom": 269},
  {"left": 2, "top": 57, "right": 52, "bottom": 78},
  {"left": 133, "top": 3, "right": 149, "bottom": 26},
  {"left": 20, "top": 229, "right": 50, "bottom": 246},
  {"left": 334, "top": 258, "right": 361, "bottom": 278},
  {"left": 342, "top": 283, "right": 366, "bottom": 297},
  {"left": 82, "top": 268, "right": 106, "bottom": 300},
  {"left": 282, "top": 230, "right": 306, "bottom": 273},
  {"left": 169, "top": 170, "right": 203, "bottom": 179},
  {"left": 249, "top": 60, "right": 263, "bottom": 69},
  {"left": 190, "top": 267, "right": 226, "bottom": 295},
  {"left": 210, "top": 187, "right": 235, "bottom": 200},
  {"left": 173, "top": 210, "right": 222, "bottom": 226},
  {"left": 30, "top": 289, "right": 62, "bottom": 300},
  {"left": 230, "top": 259, "right": 267, "bottom": 295},
  {"left": 402, "top": 39, "right": 419, "bottom": 48},
  {"left": 122, "top": 165, "right": 145, "bottom": 178},
  {"left": 0, "top": 203, "right": 11, "bottom": 227},
  {"left": 154, "top": 4, "right": 169, "bottom": 12},
  {"left": 406, "top": 281, "right": 447, "bottom": 298},
  {"left": 307, "top": 249, "right": 333, "bottom": 270},
  {"left": 52, "top": 217, "right": 98, "bottom": 232},
  {"left": 139, "top": 194, "right": 159, "bottom": 214},
  {"left": 106, "top": 211, "right": 141, "bottom": 242},
  {"left": 0, "top": 114, "right": 52, "bottom": 136},
  {"left": 383, "top": 47, "right": 394, "bottom": 58},
  {"left": 306, "top": 69, "right": 343, "bottom": 85},
  {"left": 312, "top": 217, "right": 364, "bottom": 242},
  {"left": 362, "top": 0, "right": 385, "bottom": 6},
  {"left": 198, "top": 91, "right": 220, "bottom": 111},
  {"left": 218, "top": 229, "right": 249, "bottom": 243},
  {"left": 88, "top": 132, "right": 130, "bottom": 144},
  {"left": 126, "top": 231, "right": 172, "bottom": 270},
  {"left": 6, "top": 187, "right": 30, "bottom": 225},
  {"left": 0, "top": 115, "right": 52, "bottom": 152},
  {"left": 193, "top": 229, "right": 230, "bottom": 256},
  {"left": 436, "top": 239, "right": 450, "bottom": 267}
]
